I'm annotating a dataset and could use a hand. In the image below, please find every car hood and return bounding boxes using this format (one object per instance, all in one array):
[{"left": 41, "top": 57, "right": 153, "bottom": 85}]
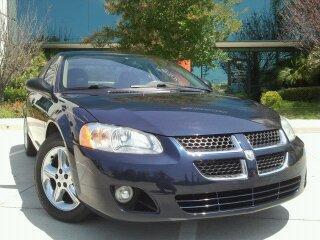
[{"left": 62, "top": 91, "right": 281, "bottom": 136}]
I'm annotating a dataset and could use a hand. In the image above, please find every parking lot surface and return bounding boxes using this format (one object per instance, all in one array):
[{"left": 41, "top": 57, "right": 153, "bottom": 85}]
[{"left": 0, "top": 125, "right": 319, "bottom": 240}]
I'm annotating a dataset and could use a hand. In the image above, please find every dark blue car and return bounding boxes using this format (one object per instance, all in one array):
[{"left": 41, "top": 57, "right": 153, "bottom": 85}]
[{"left": 24, "top": 51, "right": 306, "bottom": 222}]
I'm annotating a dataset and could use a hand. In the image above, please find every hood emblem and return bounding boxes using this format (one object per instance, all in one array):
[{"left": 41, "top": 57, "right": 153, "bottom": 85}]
[{"left": 244, "top": 150, "right": 255, "bottom": 161}]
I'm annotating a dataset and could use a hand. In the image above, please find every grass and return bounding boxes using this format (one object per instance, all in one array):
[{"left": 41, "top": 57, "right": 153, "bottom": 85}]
[
  {"left": 0, "top": 102, "right": 24, "bottom": 118},
  {"left": 275, "top": 100, "right": 320, "bottom": 119}
]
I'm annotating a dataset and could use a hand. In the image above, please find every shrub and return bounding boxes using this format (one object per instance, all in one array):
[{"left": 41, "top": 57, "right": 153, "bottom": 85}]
[
  {"left": 10, "top": 52, "right": 47, "bottom": 89},
  {"left": 276, "top": 51, "right": 320, "bottom": 87},
  {"left": 0, "top": 3, "right": 46, "bottom": 101},
  {"left": 3, "top": 52, "right": 47, "bottom": 102},
  {"left": 308, "top": 47, "right": 320, "bottom": 70},
  {"left": 278, "top": 87, "right": 320, "bottom": 102},
  {"left": 4, "top": 87, "right": 27, "bottom": 102},
  {"left": 261, "top": 91, "right": 282, "bottom": 109}
]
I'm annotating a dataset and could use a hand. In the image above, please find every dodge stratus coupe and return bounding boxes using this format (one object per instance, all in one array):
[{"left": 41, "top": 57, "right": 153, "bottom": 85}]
[{"left": 24, "top": 51, "right": 306, "bottom": 222}]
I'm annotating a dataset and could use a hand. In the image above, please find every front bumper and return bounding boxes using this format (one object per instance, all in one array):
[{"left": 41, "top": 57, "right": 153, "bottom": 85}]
[{"left": 69, "top": 136, "right": 306, "bottom": 222}]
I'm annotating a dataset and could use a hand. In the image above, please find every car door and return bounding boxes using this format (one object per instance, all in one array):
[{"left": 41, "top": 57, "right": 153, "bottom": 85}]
[{"left": 26, "top": 57, "right": 60, "bottom": 148}]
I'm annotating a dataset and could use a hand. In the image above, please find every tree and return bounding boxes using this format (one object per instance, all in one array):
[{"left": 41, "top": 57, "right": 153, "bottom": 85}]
[
  {"left": 221, "top": 9, "right": 283, "bottom": 99},
  {"left": 87, "top": 0, "right": 242, "bottom": 66},
  {"left": 279, "top": 0, "right": 320, "bottom": 87},
  {"left": 236, "top": 10, "right": 278, "bottom": 41},
  {"left": 0, "top": 5, "right": 45, "bottom": 100},
  {"left": 281, "top": 0, "right": 320, "bottom": 50}
]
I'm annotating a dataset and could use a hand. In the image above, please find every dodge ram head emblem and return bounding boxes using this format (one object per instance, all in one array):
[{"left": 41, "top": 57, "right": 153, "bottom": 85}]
[{"left": 244, "top": 150, "right": 255, "bottom": 161}]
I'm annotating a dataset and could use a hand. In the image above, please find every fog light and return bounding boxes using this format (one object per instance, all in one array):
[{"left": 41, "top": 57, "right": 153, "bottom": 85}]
[{"left": 115, "top": 186, "right": 133, "bottom": 203}]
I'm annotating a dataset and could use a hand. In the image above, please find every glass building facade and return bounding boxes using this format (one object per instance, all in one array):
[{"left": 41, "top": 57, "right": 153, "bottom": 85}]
[
  {"left": 17, "top": 0, "right": 118, "bottom": 42},
  {"left": 17, "top": 0, "right": 272, "bottom": 43},
  {"left": 13, "top": 0, "right": 294, "bottom": 90}
]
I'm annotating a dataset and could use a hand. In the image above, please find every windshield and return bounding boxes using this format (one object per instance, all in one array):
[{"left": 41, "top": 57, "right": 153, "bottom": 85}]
[{"left": 62, "top": 55, "right": 209, "bottom": 91}]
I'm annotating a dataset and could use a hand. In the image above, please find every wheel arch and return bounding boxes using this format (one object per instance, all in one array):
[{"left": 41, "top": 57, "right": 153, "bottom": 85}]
[
  {"left": 46, "top": 122, "right": 61, "bottom": 139},
  {"left": 45, "top": 116, "right": 77, "bottom": 153},
  {"left": 44, "top": 120, "right": 72, "bottom": 151}
]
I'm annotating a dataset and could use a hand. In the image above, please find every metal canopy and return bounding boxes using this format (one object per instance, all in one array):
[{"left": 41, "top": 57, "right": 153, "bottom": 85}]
[
  {"left": 215, "top": 41, "right": 300, "bottom": 52},
  {"left": 42, "top": 41, "right": 300, "bottom": 52}
]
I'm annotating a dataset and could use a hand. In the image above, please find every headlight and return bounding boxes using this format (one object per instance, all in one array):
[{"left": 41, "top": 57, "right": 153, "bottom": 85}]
[
  {"left": 281, "top": 116, "right": 296, "bottom": 142},
  {"left": 79, "top": 123, "right": 163, "bottom": 154}
]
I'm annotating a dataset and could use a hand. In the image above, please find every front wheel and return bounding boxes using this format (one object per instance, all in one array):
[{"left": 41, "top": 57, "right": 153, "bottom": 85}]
[{"left": 35, "top": 133, "right": 91, "bottom": 222}]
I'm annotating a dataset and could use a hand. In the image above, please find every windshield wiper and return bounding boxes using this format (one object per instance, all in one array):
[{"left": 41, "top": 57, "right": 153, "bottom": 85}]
[
  {"left": 68, "top": 85, "right": 114, "bottom": 90},
  {"left": 88, "top": 84, "right": 114, "bottom": 89},
  {"left": 131, "top": 82, "right": 167, "bottom": 89},
  {"left": 131, "top": 81, "right": 211, "bottom": 92},
  {"left": 174, "top": 85, "right": 212, "bottom": 92}
]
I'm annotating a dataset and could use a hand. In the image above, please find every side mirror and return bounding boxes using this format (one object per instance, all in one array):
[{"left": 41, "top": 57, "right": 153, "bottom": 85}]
[{"left": 26, "top": 78, "right": 56, "bottom": 100}]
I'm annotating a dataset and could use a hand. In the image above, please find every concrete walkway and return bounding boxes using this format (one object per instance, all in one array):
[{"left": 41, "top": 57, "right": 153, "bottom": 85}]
[{"left": 0, "top": 120, "right": 319, "bottom": 239}]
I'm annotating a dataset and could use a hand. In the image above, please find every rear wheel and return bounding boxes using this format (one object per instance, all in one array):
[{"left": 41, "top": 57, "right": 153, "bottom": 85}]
[
  {"left": 35, "top": 133, "right": 91, "bottom": 222},
  {"left": 24, "top": 118, "right": 37, "bottom": 156}
]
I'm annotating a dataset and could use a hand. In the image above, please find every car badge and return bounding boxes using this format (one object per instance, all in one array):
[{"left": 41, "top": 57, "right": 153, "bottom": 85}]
[{"left": 244, "top": 150, "right": 255, "bottom": 161}]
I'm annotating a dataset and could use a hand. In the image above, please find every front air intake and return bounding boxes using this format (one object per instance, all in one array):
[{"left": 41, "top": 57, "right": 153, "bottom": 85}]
[{"left": 175, "top": 176, "right": 301, "bottom": 214}]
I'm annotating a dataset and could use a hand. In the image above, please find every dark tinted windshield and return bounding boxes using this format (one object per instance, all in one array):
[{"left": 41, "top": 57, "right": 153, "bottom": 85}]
[{"left": 62, "top": 55, "right": 209, "bottom": 90}]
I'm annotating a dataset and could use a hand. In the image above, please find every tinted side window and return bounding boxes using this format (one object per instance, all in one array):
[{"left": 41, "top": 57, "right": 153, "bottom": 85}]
[{"left": 43, "top": 60, "right": 59, "bottom": 85}]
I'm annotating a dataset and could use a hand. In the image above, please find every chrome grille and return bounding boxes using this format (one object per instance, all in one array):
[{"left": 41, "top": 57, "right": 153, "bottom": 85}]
[
  {"left": 257, "top": 152, "right": 286, "bottom": 174},
  {"left": 176, "top": 177, "right": 301, "bottom": 214},
  {"left": 244, "top": 130, "right": 281, "bottom": 148},
  {"left": 176, "top": 135, "right": 235, "bottom": 152},
  {"left": 194, "top": 159, "right": 243, "bottom": 178}
]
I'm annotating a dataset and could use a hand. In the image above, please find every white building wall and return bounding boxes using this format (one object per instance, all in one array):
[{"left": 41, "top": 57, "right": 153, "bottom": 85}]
[
  {"left": 0, "top": 0, "right": 17, "bottom": 61},
  {"left": 0, "top": 0, "right": 8, "bottom": 59},
  {"left": 0, "top": 0, "right": 8, "bottom": 22}
]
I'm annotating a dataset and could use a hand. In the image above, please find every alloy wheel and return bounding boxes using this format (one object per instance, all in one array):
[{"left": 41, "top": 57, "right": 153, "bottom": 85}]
[{"left": 41, "top": 147, "right": 80, "bottom": 211}]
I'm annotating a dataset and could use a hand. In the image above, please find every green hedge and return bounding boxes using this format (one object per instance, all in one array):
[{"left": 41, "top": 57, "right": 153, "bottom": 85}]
[{"left": 278, "top": 87, "right": 320, "bottom": 102}]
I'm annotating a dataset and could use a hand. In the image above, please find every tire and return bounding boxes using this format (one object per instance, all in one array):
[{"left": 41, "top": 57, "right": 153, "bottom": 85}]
[
  {"left": 35, "top": 133, "right": 91, "bottom": 222},
  {"left": 24, "top": 118, "right": 37, "bottom": 156}
]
